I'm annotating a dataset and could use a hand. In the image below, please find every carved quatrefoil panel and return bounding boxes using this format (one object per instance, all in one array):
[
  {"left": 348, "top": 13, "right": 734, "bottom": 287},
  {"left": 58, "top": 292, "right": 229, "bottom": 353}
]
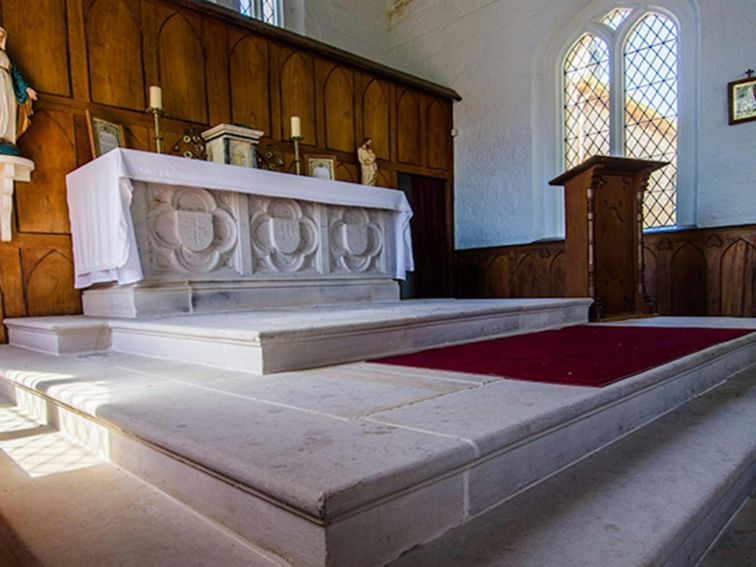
[
  {"left": 330, "top": 207, "right": 384, "bottom": 274},
  {"left": 148, "top": 187, "right": 239, "bottom": 274},
  {"left": 250, "top": 198, "right": 320, "bottom": 274}
]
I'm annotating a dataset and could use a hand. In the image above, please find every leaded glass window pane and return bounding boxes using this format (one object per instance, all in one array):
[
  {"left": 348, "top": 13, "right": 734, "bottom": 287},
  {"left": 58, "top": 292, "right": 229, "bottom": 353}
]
[
  {"left": 564, "top": 34, "right": 611, "bottom": 169},
  {"left": 624, "top": 13, "right": 679, "bottom": 228},
  {"left": 239, "top": 0, "right": 281, "bottom": 26},
  {"left": 261, "top": 0, "right": 277, "bottom": 24},
  {"left": 601, "top": 8, "right": 631, "bottom": 30}
]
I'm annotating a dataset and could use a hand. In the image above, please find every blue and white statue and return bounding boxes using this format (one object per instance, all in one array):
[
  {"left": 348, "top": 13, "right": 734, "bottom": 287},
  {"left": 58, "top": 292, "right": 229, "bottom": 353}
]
[{"left": 0, "top": 27, "right": 37, "bottom": 156}]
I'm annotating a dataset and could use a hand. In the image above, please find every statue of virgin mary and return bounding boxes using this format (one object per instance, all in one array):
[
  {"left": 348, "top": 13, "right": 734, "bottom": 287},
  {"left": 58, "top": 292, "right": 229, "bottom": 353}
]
[{"left": 0, "top": 27, "right": 37, "bottom": 155}]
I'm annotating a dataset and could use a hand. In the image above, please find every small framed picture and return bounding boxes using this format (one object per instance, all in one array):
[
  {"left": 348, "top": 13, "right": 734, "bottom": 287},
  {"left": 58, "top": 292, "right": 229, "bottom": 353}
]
[
  {"left": 307, "top": 155, "right": 336, "bottom": 180},
  {"left": 86, "top": 110, "right": 126, "bottom": 157},
  {"left": 728, "top": 76, "right": 756, "bottom": 125}
]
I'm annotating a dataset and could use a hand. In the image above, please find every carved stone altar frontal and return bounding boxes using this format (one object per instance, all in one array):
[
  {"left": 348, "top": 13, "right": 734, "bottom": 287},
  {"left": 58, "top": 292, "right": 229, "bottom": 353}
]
[{"left": 94, "top": 182, "right": 399, "bottom": 317}]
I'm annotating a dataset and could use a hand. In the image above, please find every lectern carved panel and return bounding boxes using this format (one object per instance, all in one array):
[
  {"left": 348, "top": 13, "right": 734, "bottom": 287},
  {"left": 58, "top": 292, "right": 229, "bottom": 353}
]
[
  {"left": 147, "top": 187, "right": 240, "bottom": 274},
  {"left": 250, "top": 197, "right": 320, "bottom": 275},
  {"left": 329, "top": 207, "right": 385, "bottom": 275}
]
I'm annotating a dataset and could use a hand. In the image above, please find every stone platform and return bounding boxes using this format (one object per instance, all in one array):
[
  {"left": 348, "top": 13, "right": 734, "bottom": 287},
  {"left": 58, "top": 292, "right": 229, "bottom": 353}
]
[
  {"left": 5, "top": 298, "right": 591, "bottom": 374},
  {"left": 1, "top": 316, "right": 754, "bottom": 565}
]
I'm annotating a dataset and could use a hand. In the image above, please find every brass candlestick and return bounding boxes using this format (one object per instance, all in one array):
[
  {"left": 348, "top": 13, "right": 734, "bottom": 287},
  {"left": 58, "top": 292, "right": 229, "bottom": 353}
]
[
  {"left": 148, "top": 107, "right": 164, "bottom": 154},
  {"left": 292, "top": 135, "right": 303, "bottom": 175}
]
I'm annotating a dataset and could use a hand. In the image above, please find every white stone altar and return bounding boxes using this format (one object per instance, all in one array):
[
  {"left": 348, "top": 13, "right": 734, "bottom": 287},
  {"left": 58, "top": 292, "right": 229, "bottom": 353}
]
[{"left": 66, "top": 149, "right": 414, "bottom": 318}]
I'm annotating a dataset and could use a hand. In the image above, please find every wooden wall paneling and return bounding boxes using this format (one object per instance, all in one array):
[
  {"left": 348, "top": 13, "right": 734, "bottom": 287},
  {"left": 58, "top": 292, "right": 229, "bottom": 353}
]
[
  {"left": 720, "top": 239, "right": 756, "bottom": 317},
  {"left": 549, "top": 251, "right": 566, "bottom": 296},
  {"left": 335, "top": 162, "right": 357, "bottom": 183},
  {"left": 140, "top": 0, "right": 159, "bottom": 92},
  {"left": 396, "top": 88, "right": 421, "bottom": 165},
  {"left": 73, "top": 111, "right": 94, "bottom": 164},
  {"left": 205, "top": 19, "right": 230, "bottom": 126},
  {"left": 362, "top": 77, "right": 390, "bottom": 161},
  {"left": 0, "top": 294, "right": 5, "bottom": 342},
  {"left": 323, "top": 65, "right": 356, "bottom": 153},
  {"left": 22, "top": 248, "right": 81, "bottom": 316},
  {"left": 66, "top": 0, "right": 89, "bottom": 101},
  {"left": 376, "top": 168, "right": 394, "bottom": 189},
  {"left": 0, "top": 247, "right": 26, "bottom": 317},
  {"left": 648, "top": 236, "right": 672, "bottom": 314},
  {"left": 703, "top": 234, "right": 725, "bottom": 316},
  {"left": 670, "top": 243, "right": 707, "bottom": 315},
  {"left": 280, "top": 49, "right": 316, "bottom": 144},
  {"left": 156, "top": 9, "right": 208, "bottom": 124},
  {"left": 15, "top": 109, "right": 77, "bottom": 234},
  {"left": 229, "top": 32, "right": 270, "bottom": 132},
  {"left": 643, "top": 246, "right": 659, "bottom": 312},
  {"left": 488, "top": 254, "right": 510, "bottom": 297},
  {"left": 513, "top": 253, "right": 546, "bottom": 297},
  {"left": 123, "top": 123, "right": 152, "bottom": 152},
  {"left": 86, "top": 0, "right": 145, "bottom": 109},
  {"left": 4, "top": 0, "right": 71, "bottom": 97},
  {"left": 427, "top": 97, "right": 450, "bottom": 170}
]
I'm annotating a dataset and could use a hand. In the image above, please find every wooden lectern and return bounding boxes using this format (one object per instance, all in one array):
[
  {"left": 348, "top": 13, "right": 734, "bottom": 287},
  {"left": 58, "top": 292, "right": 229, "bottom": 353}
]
[{"left": 549, "top": 156, "right": 667, "bottom": 321}]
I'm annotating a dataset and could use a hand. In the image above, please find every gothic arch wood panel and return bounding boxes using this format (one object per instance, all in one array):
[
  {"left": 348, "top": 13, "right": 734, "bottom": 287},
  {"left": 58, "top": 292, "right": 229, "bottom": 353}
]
[
  {"left": 280, "top": 51, "right": 316, "bottom": 143},
  {"left": 427, "top": 98, "right": 450, "bottom": 170},
  {"left": 0, "top": 248, "right": 25, "bottom": 318},
  {"left": 514, "top": 254, "right": 547, "bottom": 297},
  {"left": 549, "top": 252, "right": 566, "bottom": 296},
  {"left": 397, "top": 89, "right": 421, "bottom": 165},
  {"left": 643, "top": 246, "right": 659, "bottom": 312},
  {"left": 4, "top": 0, "right": 70, "bottom": 96},
  {"left": 86, "top": 0, "right": 145, "bottom": 110},
  {"left": 670, "top": 243, "right": 707, "bottom": 315},
  {"left": 16, "top": 110, "right": 76, "bottom": 234},
  {"left": 362, "top": 79, "right": 390, "bottom": 160},
  {"left": 488, "top": 255, "right": 510, "bottom": 297},
  {"left": 23, "top": 248, "right": 81, "bottom": 316},
  {"left": 720, "top": 239, "right": 756, "bottom": 317},
  {"left": 335, "top": 162, "right": 357, "bottom": 183},
  {"left": 324, "top": 66, "right": 355, "bottom": 153},
  {"left": 158, "top": 12, "right": 208, "bottom": 124},
  {"left": 229, "top": 35, "right": 270, "bottom": 132},
  {"left": 376, "top": 168, "right": 394, "bottom": 189}
]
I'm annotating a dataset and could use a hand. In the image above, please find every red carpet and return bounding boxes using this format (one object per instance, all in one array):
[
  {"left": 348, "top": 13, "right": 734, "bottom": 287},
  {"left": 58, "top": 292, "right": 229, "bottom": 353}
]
[{"left": 372, "top": 325, "right": 753, "bottom": 387}]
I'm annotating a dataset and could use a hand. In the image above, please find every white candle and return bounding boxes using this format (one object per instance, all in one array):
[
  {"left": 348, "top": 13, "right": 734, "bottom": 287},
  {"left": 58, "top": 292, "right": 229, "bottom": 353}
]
[
  {"left": 149, "top": 86, "right": 163, "bottom": 110},
  {"left": 290, "top": 116, "right": 301, "bottom": 138}
]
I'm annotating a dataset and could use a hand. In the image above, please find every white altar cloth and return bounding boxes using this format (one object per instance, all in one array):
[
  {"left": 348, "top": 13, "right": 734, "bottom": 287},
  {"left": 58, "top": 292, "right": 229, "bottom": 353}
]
[{"left": 67, "top": 149, "right": 414, "bottom": 288}]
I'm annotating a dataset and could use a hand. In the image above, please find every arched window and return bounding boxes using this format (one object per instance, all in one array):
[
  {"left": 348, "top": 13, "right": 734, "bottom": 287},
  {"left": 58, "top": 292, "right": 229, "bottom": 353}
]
[{"left": 562, "top": 8, "right": 680, "bottom": 228}]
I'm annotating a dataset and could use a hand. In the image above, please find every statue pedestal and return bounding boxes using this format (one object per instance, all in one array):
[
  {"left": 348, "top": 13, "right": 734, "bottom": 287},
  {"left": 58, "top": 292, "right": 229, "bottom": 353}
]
[
  {"left": 202, "top": 124, "right": 265, "bottom": 168},
  {"left": 0, "top": 155, "right": 34, "bottom": 241}
]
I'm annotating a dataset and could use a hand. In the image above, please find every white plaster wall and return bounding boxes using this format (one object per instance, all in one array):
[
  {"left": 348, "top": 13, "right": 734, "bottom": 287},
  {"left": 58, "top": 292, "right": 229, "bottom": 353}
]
[
  {"left": 696, "top": 0, "right": 756, "bottom": 228},
  {"left": 385, "top": 0, "right": 756, "bottom": 248},
  {"left": 292, "top": 0, "right": 392, "bottom": 65}
]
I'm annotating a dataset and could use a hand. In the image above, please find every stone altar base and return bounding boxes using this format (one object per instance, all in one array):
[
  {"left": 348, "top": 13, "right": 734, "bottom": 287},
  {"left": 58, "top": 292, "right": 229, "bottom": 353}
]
[
  {"left": 0, "top": 316, "right": 754, "bottom": 566},
  {"left": 5, "top": 298, "right": 591, "bottom": 374}
]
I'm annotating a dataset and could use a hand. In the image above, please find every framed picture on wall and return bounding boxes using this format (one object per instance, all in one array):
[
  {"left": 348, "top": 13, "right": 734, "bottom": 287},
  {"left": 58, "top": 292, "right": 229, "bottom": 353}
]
[
  {"left": 728, "top": 76, "right": 756, "bottom": 125},
  {"left": 86, "top": 110, "right": 126, "bottom": 157},
  {"left": 307, "top": 155, "right": 337, "bottom": 180}
]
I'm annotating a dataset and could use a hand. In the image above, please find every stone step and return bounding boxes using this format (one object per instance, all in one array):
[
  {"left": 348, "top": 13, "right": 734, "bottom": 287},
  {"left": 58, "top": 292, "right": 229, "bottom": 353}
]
[
  {"left": 391, "top": 363, "right": 756, "bottom": 567},
  {"left": 0, "top": 394, "right": 285, "bottom": 567},
  {"left": 0, "top": 317, "right": 753, "bottom": 565},
  {"left": 5, "top": 298, "right": 591, "bottom": 374}
]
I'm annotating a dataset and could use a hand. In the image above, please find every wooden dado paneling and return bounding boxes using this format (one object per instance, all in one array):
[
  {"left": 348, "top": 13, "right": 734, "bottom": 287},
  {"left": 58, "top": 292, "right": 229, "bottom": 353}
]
[
  {"left": 455, "top": 224, "right": 756, "bottom": 318},
  {"left": 0, "top": 0, "right": 458, "bottom": 341}
]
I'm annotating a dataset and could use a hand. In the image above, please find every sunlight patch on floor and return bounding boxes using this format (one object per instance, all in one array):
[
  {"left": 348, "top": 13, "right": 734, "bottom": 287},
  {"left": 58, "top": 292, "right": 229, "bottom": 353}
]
[{"left": 0, "top": 406, "right": 104, "bottom": 479}]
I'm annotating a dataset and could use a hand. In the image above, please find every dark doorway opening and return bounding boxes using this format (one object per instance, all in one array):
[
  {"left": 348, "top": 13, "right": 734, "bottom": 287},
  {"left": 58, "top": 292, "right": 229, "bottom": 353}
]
[{"left": 397, "top": 173, "right": 452, "bottom": 299}]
